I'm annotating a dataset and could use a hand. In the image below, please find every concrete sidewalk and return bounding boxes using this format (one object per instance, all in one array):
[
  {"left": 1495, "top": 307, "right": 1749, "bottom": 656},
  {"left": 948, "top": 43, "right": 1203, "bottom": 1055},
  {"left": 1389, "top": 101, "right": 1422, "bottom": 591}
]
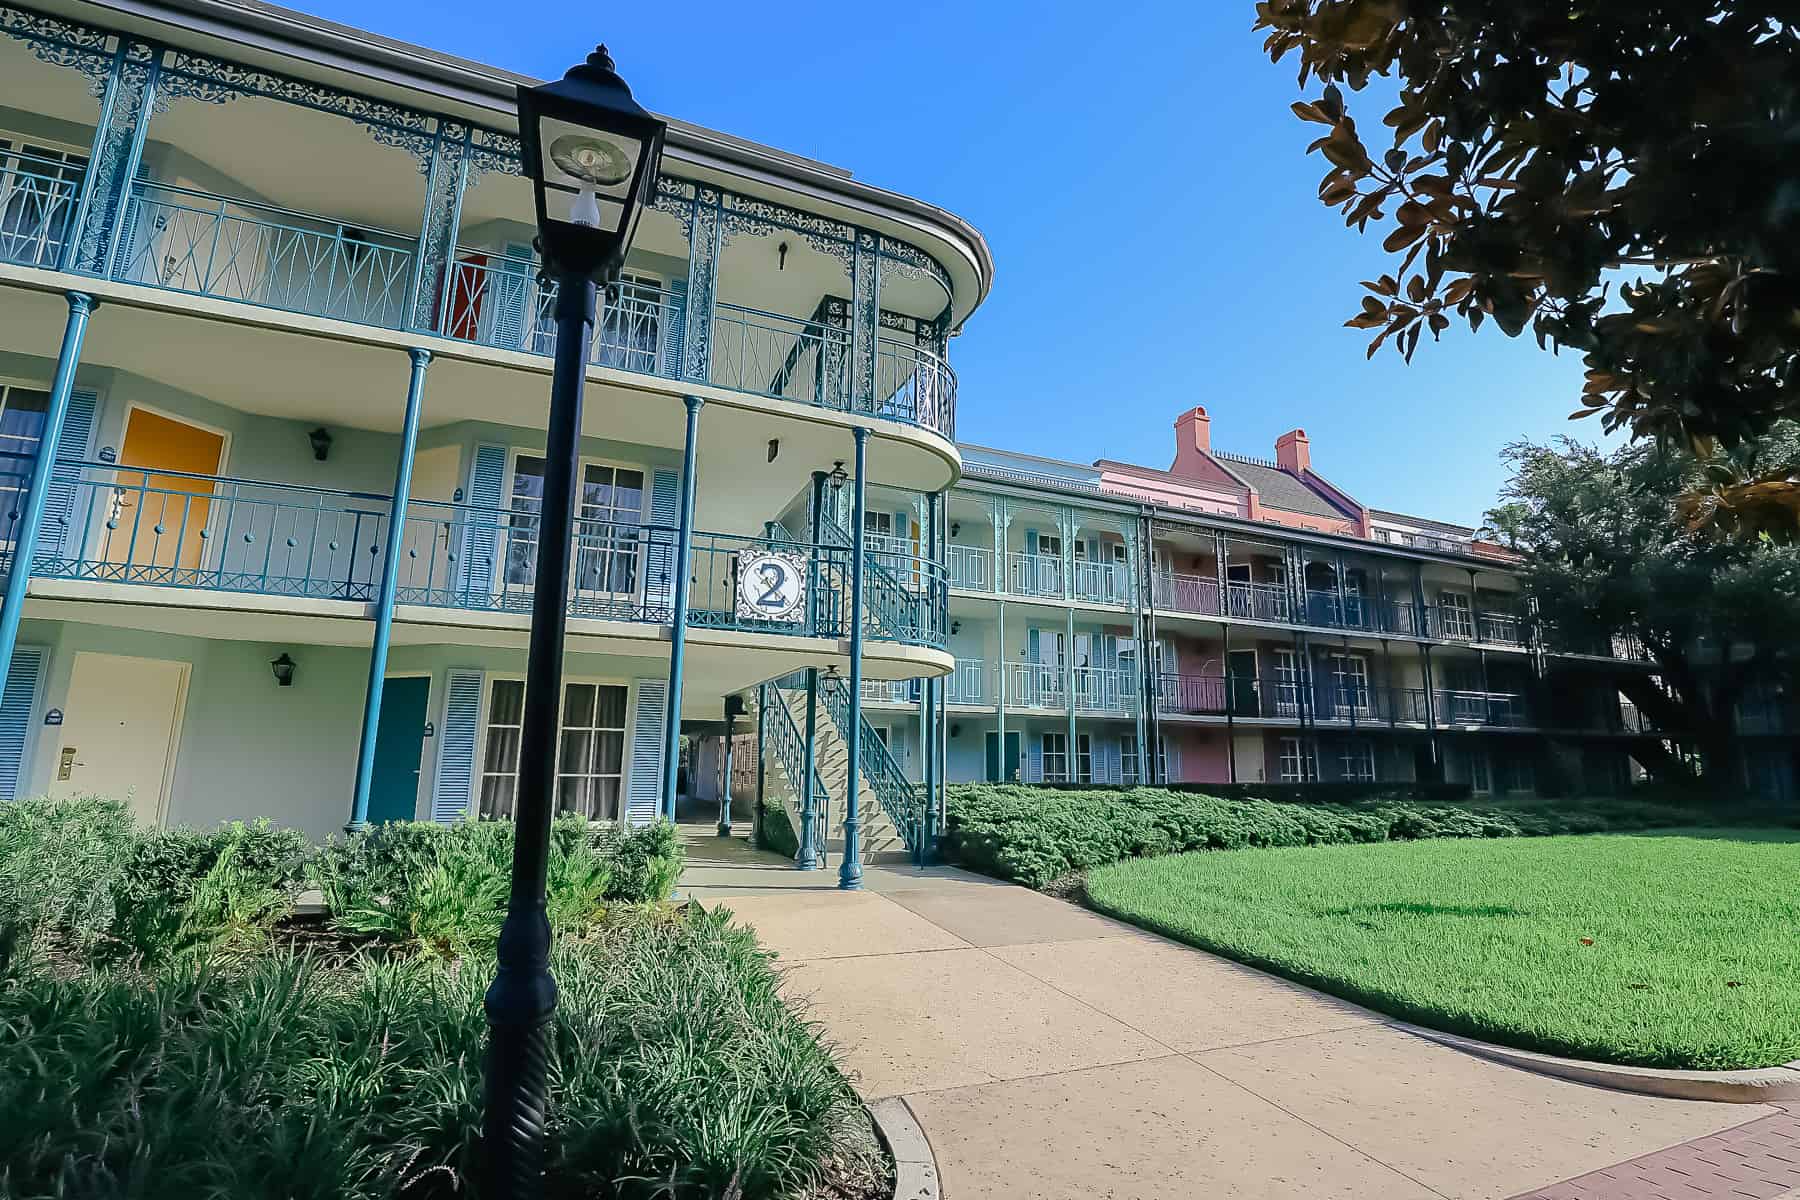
[{"left": 685, "top": 849, "right": 1779, "bottom": 1200}]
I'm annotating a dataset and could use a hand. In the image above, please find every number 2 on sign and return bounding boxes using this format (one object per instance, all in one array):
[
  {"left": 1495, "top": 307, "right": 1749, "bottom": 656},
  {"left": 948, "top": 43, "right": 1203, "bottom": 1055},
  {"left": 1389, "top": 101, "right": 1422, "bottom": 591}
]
[{"left": 757, "top": 563, "right": 788, "bottom": 608}]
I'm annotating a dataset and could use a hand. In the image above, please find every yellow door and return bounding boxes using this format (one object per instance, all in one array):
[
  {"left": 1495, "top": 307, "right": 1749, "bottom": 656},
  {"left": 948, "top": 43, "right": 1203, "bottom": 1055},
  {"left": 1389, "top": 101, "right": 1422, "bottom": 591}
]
[{"left": 107, "top": 409, "right": 226, "bottom": 572}]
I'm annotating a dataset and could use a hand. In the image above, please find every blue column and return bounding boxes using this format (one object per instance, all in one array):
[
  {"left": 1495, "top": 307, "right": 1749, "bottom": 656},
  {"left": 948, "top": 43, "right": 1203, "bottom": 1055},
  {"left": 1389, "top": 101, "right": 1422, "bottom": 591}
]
[
  {"left": 0, "top": 292, "right": 93, "bottom": 693},
  {"left": 922, "top": 489, "right": 941, "bottom": 865},
  {"left": 754, "top": 684, "right": 768, "bottom": 848},
  {"left": 798, "top": 667, "right": 820, "bottom": 869},
  {"left": 717, "top": 709, "right": 735, "bottom": 836},
  {"left": 839, "top": 426, "right": 870, "bottom": 890},
  {"left": 662, "top": 394, "right": 704, "bottom": 820},
  {"left": 347, "top": 347, "right": 430, "bottom": 831}
]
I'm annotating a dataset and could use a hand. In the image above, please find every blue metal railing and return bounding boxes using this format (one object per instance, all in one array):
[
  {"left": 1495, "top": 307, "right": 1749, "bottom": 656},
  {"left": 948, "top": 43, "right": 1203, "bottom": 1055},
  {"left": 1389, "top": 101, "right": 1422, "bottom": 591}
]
[
  {"left": 711, "top": 301, "right": 852, "bottom": 409},
  {"left": 874, "top": 337, "right": 956, "bottom": 441},
  {"left": 762, "top": 681, "right": 829, "bottom": 865},
  {"left": 0, "top": 150, "right": 84, "bottom": 270},
  {"left": 818, "top": 510, "right": 948, "bottom": 648},
  {"left": 114, "top": 181, "right": 417, "bottom": 328},
  {"left": 818, "top": 669, "right": 924, "bottom": 852}
]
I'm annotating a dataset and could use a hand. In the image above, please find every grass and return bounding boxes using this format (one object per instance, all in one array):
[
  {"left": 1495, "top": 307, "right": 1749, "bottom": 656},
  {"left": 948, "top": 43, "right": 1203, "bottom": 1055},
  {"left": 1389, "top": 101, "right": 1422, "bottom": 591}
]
[{"left": 1083, "top": 828, "right": 1800, "bottom": 1070}]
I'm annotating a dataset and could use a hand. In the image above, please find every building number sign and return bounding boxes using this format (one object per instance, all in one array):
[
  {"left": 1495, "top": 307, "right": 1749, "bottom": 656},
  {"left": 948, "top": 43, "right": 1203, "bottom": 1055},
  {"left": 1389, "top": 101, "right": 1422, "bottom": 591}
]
[{"left": 735, "top": 551, "right": 808, "bottom": 623}]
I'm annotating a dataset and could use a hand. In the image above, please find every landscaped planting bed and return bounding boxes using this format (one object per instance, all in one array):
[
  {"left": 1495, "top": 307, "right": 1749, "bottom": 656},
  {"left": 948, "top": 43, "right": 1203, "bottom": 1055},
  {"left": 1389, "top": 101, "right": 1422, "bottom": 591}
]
[
  {"left": 1084, "top": 830, "right": 1800, "bottom": 1070},
  {"left": 0, "top": 796, "right": 885, "bottom": 1200},
  {"left": 941, "top": 783, "right": 1715, "bottom": 888}
]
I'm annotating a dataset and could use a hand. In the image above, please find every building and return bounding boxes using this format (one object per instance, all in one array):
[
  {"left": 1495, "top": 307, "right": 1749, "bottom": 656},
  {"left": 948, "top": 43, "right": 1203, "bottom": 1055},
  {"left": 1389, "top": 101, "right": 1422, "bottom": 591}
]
[{"left": 1, "top": 2, "right": 1777, "bottom": 867}]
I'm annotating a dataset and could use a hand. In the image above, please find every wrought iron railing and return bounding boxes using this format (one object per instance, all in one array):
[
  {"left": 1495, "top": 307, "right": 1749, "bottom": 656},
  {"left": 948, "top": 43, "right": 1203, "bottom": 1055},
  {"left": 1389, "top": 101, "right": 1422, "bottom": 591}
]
[
  {"left": 1007, "top": 551, "right": 1063, "bottom": 598},
  {"left": 945, "top": 658, "right": 987, "bottom": 704},
  {"left": 873, "top": 337, "right": 956, "bottom": 441},
  {"left": 1005, "top": 661, "right": 1065, "bottom": 709},
  {"left": 818, "top": 670, "right": 924, "bottom": 852},
  {"left": 711, "top": 301, "right": 852, "bottom": 409},
  {"left": 761, "top": 681, "right": 829, "bottom": 865},
  {"left": 1073, "top": 666, "right": 1137, "bottom": 714},
  {"left": 1154, "top": 571, "right": 1222, "bottom": 615},
  {"left": 948, "top": 544, "right": 992, "bottom": 590},
  {"left": 1434, "top": 689, "right": 1532, "bottom": 727},
  {"left": 0, "top": 149, "right": 84, "bottom": 270},
  {"left": 1072, "top": 559, "right": 1131, "bottom": 605},
  {"left": 821, "top": 511, "right": 947, "bottom": 648},
  {"left": 1225, "top": 580, "right": 1293, "bottom": 623},
  {"left": 861, "top": 678, "right": 914, "bottom": 704},
  {"left": 114, "top": 181, "right": 417, "bottom": 327}
]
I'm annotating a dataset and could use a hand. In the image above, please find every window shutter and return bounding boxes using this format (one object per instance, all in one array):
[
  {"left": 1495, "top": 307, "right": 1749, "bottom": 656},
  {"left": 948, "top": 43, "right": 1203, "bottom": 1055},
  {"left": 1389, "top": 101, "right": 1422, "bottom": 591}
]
[
  {"left": 1026, "top": 735, "right": 1042, "bottom": 782},
  {"left": 660, "top": 279, "right": 687, "bottom": 379},
  {"left": 0, "top": 645, "right": 45, "bottom": 800},
  {"left": 39, "top": 388, "right": 99, "bottom": 566},
  {"left": 1025, "top": 528, "right": 1038, "bottom": 555},
  {"left": 644, "top": 469, "right": 680, "bottom": 619},
  {"left": 1164, "top": 739, "right": 1181, "bottom": 783},
  {"left": 624, "top": 678, "right": 667, "bottom": 825},
  {"left": 494, "top": 242, "right": 534, "bottom": 352},
  {"left": 431, "top": 668, "right": 482, "bottom": 823},
  {"left": 458, "top": 444, "right": 507, "bottom": 601}
]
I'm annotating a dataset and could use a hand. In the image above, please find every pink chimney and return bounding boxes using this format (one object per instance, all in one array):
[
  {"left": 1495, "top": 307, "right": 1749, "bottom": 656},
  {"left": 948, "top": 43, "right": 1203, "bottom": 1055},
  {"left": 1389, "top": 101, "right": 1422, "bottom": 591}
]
[
  {"left": 1171, "top": 406, "right": 1212, "bottom": 476},
  {"left": 1275, "top": 428, "right": 1311, "bottom": 474}
]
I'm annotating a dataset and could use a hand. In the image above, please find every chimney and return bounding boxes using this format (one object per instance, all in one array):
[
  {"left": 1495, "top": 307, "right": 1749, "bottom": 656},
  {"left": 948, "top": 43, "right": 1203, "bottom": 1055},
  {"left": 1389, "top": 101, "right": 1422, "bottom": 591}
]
[
  {"left": 1171, "top": 406, "right": 1211, "bottom": 476},
  {"left": 1275, "top": 428, "right": 1311, "bottom": 474}
]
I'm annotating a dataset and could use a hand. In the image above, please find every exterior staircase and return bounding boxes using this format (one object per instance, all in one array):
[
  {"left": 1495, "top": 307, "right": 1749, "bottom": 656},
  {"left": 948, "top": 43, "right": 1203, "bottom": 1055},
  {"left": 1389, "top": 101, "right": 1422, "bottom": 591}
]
[{"left": 762, "top": 681, "right": 911, "bottom": 865}]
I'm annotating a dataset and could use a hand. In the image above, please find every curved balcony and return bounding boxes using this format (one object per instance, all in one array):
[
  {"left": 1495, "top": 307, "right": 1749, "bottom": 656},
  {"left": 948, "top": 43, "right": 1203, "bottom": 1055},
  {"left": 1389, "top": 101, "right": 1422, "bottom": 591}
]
[{"left": 3, "top": 459, "right": 947, "bottom": 650}]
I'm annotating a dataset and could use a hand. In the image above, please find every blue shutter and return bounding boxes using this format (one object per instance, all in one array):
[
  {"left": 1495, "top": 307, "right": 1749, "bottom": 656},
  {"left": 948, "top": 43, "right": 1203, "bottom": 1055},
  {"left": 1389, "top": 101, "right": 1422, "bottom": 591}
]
[
  {"left": 0, "top": 645, "right": 44, "bottom": 800},
  {"left": 625, "top": 678, "right": 666, "bottom": 825},
  {"left": 1026, "top": 735, "right": 1042, "bottom": 783},
  {"left": 39, "top": 388, "right": 99, "bottom": 566},
  {"left": 1025, "top": 529, "right": 1038, "bottom": 555},
  {"left": 644, "top": 468, "right": 680, "bottom": 619},
  {"left": 495, "top": 242, "right": 534, "bottom": 352},
  {"left": 660, "top": 278, "right": 687, "bottom": 379},
  {"left": 458, "top": 445, "right": 507, "bottom": 602},
  {"left": 430, "top": 668, "right": 482, "bottom": 823}
]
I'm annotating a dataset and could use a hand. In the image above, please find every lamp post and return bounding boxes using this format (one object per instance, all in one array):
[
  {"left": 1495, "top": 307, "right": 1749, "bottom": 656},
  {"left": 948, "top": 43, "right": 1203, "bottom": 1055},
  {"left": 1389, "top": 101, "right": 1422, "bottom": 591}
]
[{"left": 485, "top": 46, "right": 665, "bottom": 1198}]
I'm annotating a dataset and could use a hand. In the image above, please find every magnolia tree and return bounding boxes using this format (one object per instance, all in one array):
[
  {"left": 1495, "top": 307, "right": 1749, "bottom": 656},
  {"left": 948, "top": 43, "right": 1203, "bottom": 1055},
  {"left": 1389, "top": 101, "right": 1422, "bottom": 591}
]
[
  {"left": 1254, "top": 2, "right": 1800, "bottom": 538},
  {"left": 1495, "top": 427, "right": 1800, "bottom": 782}
]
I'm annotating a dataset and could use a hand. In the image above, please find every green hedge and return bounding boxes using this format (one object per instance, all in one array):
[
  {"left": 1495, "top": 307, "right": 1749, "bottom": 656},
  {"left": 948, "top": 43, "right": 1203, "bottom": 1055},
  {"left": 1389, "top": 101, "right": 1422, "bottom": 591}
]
[
  {"left": 756, "top": 796, "right": 799, "bottom": 859},
  {"left": 942, "top": 784, "right": 1713, "bottom": 889}
]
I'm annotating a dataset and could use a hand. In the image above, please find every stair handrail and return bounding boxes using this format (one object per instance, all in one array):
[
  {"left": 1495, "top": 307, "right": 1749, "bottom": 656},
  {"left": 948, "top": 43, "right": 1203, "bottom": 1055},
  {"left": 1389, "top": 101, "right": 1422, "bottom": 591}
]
[
  {"left": 817, "top": 509, "right": 925, "bottom": 644},
  {"left": 763, "top": 676, "right": 830, "bottom": 865},
  {"left": 817, "top": 670, "right": 923, "bottom": 852}
]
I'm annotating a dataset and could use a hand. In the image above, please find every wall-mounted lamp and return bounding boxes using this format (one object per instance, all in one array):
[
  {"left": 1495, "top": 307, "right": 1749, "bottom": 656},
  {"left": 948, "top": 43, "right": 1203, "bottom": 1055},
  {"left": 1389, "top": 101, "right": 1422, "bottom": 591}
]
[
  {"left": 827, "top": 460, "right": 848, "bottom": 491},
  {"left": 270, "top": 652, "right": 297, "bottom": 687},
  {"left": 777, "top": 240, "right": 788, "bottom": 270},
  {"left": 308, "top": 427, "right": 333, "bottom": 462},
  {"left": 950, "top": 521, "right": 960, "bottom": 537},
  {"left": 950, "top": 723, "right": 961, "bottom": 739},
  {"left": 767, "top": 438, "right": 780, "bottom": 463},
  {"left": 950, "top": 620, "right": 961, "bottom": 635}
]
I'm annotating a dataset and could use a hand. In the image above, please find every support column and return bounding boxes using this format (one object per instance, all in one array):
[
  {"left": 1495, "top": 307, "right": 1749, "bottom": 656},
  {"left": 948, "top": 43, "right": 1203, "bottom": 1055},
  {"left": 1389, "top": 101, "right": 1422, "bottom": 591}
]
[
  {"left": 1223, "top": 619, "right": 1237, "bottom": 782},
  {"left": 995, "top": 598, "right": 1008, "bottom": 780},
  {"left": 755, "top": 684, "right": 767, "bottom": 848},
  {"left": 1422, "top": 642, "right": 1441, "bottom": 773},
  {"left": 924, "top": 489, "right": 942, "bottom": 861},
  {"left": 347, "top": 347, "right": 430, "bottom": 831},
  {"left": 798, "top": 668, "right": 820, "bottom": 870},
  {"left": 807, "top": 471, "right": 826, "bottom": 633},
  {"left": 840, "top": 427, "right": 870, "bottom": 890},
  {"left": 0, "top": 292, "right": 94, "bottom": 692},
  {"left": 662, "top": 395, "right": 704, "bottom": 820},
  {"left": 717, "top": 706, "right": 735, "bottom": 836},
  {"left": 1064, "top": 605, "right": 1077, "bottom": 780}
]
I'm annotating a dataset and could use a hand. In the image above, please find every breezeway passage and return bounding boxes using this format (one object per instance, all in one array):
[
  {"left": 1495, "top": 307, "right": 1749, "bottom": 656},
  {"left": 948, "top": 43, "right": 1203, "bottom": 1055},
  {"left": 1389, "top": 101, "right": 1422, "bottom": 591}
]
[{"left": 683, "top": 843, "right": 1773, "bottom": 1200}]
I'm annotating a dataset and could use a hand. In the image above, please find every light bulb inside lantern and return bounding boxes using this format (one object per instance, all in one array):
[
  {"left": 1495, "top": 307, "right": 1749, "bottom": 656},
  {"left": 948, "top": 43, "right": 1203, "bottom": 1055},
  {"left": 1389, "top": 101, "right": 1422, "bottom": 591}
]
[{"left": 571, "top": 185, "right": 601, "bottom": 228}]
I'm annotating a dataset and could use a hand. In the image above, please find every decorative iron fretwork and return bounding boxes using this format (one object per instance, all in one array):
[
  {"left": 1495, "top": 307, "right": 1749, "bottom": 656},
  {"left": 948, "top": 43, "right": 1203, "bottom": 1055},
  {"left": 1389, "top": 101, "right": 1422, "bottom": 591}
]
[
  {"left": 719, "top": 190, "right": 855, "bottom": 264},
  {"left": 73, "top": 41, "right": 155, "bottom": 274},
  {"left": 410, "top": 120, "right": 469, "bottom": 331},
  {"left": 682, "top": 189, "right": 722, "bottom": 383},
  {"left": 850, "top": 232, "right": 879, "bottom": 407},
  {"left": 0, "top": 3, "right": 114, "bottom": 92},
  {"left": 466, "top": 127, "right": 521, "bottom": 182},
  {"left": 876, "top": 234, "right": 952, "bottom": 296},
  {"left": 154, "top": 50, "right": 439, "bottom": 169}
]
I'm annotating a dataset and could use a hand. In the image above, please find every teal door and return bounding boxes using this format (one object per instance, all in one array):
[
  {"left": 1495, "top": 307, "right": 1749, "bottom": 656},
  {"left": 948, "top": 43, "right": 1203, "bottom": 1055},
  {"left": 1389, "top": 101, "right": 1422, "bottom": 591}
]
[
  {"left": 369, "top": 676, "right": 431, "bottom": 823},
  {"left": 984, "top": 731, "right": 1022, "bottom": 782}
]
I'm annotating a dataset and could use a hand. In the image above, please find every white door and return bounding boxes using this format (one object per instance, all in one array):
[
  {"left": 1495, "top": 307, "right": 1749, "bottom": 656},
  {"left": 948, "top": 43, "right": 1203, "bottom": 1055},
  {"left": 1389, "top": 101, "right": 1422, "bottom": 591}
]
[{"left": 52, "top": 652, "right": 189, "bottom": 826}]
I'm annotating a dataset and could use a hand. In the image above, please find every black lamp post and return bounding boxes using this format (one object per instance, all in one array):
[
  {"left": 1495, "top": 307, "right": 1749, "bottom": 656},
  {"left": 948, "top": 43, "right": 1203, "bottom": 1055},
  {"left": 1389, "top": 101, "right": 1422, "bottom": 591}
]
[{"left": 484, "top": 46, "right": 665, "bottom": 1198}]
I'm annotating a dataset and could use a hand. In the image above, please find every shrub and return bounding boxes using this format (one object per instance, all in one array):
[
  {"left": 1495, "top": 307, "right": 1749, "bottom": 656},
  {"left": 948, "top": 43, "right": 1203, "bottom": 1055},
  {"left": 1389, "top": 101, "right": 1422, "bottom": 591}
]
[
  {"left": 756, "top": 796, "right": 799, "bottom": 859},
  {"left": 0, "top": 906, "right": 877, "bottom": 1200},
  {"left": 0, "top": 795, "right": 136, "bottom": 966},
  {"left": 942, "top": 784, "right": 1713, "bottom": 888}
]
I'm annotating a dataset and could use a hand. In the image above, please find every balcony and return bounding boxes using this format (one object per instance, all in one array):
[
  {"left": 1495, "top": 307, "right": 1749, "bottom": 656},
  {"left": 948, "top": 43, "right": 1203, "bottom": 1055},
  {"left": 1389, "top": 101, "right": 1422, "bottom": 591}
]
[
  {"left": 1073, "top": 666, "right": 1138, "bottom": 715},
  {"left": 1004, "top": 661, "right": 1065, "bottom": 709},
  {"left": 1071, "top": 559, "right": 1131, "bottom": 606},
  {"left": 6, "top": 458, "right": 947, "bottom": 649},
  {"left": 945, "top": 658, "right": 988, "bottom": 705},
  {"left": 948, "top": 544, "right": 992, "bottom": 591},
  {"left": 1152, "top": 672, "right": 1531, "bottom": 728},
  {"left": 1, "top": 147, "right": 83, "bottom": 270},
  {"left": 1007, "top": 552, "right": 1064, "bottom": 599}
]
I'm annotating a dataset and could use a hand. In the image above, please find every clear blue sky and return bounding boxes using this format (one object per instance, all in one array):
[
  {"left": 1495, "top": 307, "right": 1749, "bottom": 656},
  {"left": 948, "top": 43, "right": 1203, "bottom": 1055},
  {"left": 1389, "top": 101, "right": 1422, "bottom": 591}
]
[{"left": 301, "top": 0, "right": 1600, "bottom": 527}]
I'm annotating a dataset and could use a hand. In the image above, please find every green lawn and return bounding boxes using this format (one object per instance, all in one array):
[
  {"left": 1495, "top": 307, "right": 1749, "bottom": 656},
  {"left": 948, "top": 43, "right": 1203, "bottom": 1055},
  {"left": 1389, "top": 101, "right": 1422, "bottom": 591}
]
[{"left": 1083, "top": 829, "right": 1800, "bottom": 1070}]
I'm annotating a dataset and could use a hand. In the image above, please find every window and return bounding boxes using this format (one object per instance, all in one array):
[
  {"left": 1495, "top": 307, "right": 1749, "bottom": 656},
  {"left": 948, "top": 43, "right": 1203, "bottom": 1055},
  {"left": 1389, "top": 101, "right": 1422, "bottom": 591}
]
[
  {"left": 0, "top": 384, "right": 49, "bottom": 498},
  {"left": 1120, "top": 736, "right": 1139, "bottom": 784},
  {"left": 1466, "top": 747, "right": 1492, "bottom": 794},
  {"left": 1076, "top": 733, "right": 1093, "bottom": 784},
  {"left": 0, "top": 135, "right": 87, "bottom": 268},
  {"left": 1156, "top": 735, "right": 1173, "bottom": 783},
  {"left": 1328, "top": 653, "right": 1370, "bottom": 714},
  {"left": 1034, "top": 532, "right": 1063, "bottom": 559},
  {"left": 1273, "top": 648, "right": 1303, "bottom": 716},
  {"left": 1439, "top": 589, "right": 1475, "bottom": 639},
  {"left": 1337, "top": 739, "right": 1375, "bottom": 781},
  {"left": 1041, "top": 732, "right": 1068, "bottom": 783},
  {"left": 596, "top": 272, "right": 663, "bottom": 374},
  {"left": 479, "top": 679, "right": 629, "bottom": 821},
  {"left": 1279, "top": 736, "right": 1318, "bottom": 782},
  {"left": 506, "top": 456, "right": 644, "bottom": 595}
]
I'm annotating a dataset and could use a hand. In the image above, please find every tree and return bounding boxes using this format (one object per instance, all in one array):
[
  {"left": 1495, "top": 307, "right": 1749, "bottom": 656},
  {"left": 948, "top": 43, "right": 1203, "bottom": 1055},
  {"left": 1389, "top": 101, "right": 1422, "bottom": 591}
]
[
  {"left": 1496, "top": 425, "right": 1800, "bottom": 783},
  {"left": 1477, "top": 502, "right": 1530, "bottom": 550},
  {"left": 1254, "top": 2, "right": 1800, "bottom": 537}
]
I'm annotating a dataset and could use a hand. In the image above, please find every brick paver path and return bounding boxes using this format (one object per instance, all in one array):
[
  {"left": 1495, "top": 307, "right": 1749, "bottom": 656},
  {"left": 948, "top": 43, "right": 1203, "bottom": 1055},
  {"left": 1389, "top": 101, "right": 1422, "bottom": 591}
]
[{"left": 1510, "top": 1106, "right": 1800, "bottom": 1200}]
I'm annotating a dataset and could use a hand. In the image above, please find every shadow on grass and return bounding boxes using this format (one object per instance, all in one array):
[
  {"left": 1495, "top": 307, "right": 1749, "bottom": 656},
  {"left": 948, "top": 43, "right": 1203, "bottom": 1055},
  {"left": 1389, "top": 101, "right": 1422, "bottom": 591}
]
[{"left": 1323, "top": 902, "right": 1521, "bottom": 919}]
